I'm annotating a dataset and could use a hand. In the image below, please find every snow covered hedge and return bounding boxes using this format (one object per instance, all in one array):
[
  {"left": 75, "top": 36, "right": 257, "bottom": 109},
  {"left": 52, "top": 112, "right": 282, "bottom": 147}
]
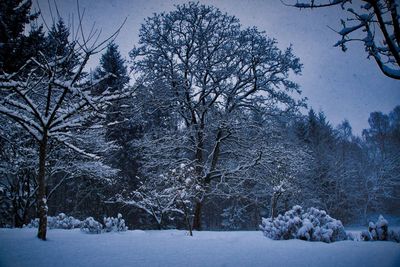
[
  {"left": 26, "top": 213, "right": 82, "bottom": 229},
  {"left": 361, "top": 215, "right": 400, "bottom": 243},
  {"left": 25, "top": 213, "right": 128, "bottom": 234},
  {"left": 260, "top": 205, "right": 347, "bottom": 243}
]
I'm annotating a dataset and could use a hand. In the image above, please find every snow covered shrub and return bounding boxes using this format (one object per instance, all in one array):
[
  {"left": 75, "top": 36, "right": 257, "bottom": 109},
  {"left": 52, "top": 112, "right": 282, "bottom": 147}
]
[
  {"left": 361, "top": 215, "right": 400, "bottom": 243},
  {"left": 260, "top": 205, "right": 303, "bottom": 240},
  {"left": 80, "top": 217, "right": 103, "bottom": 234},
  {"left": 303, "top": 207, "right": 347, "bottom": 242},
  {"left": 25, "top": 218, "right": 39, "bottom": 228},
  {"left": 48, "top": 213, "right": 82, "bottom": 229},
  {"left": 25, "top": 213, "right": 82, "bottom": 229},
  {"left": 103, "top": 213, "right": 128, "bottom": 232},
  {"left": 346, "top": 231, "right": 361, "bottom": 241},
  {"left": 260, "top": 205, "right": 347, "bottom": 243}
]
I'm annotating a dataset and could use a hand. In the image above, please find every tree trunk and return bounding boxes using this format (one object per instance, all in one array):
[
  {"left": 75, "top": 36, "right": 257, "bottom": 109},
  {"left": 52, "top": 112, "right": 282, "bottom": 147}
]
[
  {"left": 13, "top": 210, "right": 23, "bottom": 228},
  {"left": 193, "top": 128, "right": 223, "bottom": 230},
  {"left": 363, "top": 199, "right": 369, "bottom": 226},
  {"left": 186, "top": 214, "right": 193, "bottom": 236},
  {"left": 37, "top": 136, "right": 48, "bottom": 240},
  {"left": 12, "top": 180, "right": 31, "bottom": 228},
  {"left": 12, "top": 195, "right": 23, "bottom": 227},
  {"left": 192, "top": 201, "right": 202, "bottom": 231},
  {"left": 270, "top": 192, "right": 281, "bottom": 220},
  {"left": 181, "top": 200, "right": 193, "bottom": 236},
  {"left": 193, "top": 127, "right": 205, "bottom": 231},
  {"left": 270, "top": 195, "right": 277, "bottom": 220}
]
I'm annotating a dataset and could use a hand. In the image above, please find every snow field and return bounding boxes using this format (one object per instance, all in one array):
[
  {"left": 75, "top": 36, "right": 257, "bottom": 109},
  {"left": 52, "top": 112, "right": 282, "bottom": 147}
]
[{"left": 1, "top": 228, "right": 399, "bottom": 267}]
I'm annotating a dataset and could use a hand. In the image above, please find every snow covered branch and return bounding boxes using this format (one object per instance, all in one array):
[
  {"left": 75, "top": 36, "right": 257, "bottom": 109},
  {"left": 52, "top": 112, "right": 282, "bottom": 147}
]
[{"left": 285, "top": 0, "right": 400, "bottom": 79}]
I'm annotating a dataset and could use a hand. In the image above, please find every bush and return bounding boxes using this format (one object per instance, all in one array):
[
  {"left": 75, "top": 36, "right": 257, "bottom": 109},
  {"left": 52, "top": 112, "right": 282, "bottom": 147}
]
[
  {"left": 260, "top": 205, "right": 347, "bottom": 243},
  {"left": 361, "top": 215, "right": 400, "bottom": 243},
  {"left": 25, "top": 219, "right": 39, "bottom": 228},
  {"left": 25, "top": 213, "right": 82, "bottom": 229},
  {"left": 346, "top": 231, "right": 361, "bottom": 241},
  {"left": 80, "top": 217, "right": 103, "bottom": 234},
  {"left": 103, "top": 213, "right": 128, "bottom": 232},
  {"left": 25, "top": 213, "right": 128, "bottom": 234},
  {"left": 49, "top": 213, "right": 82, "bottom": 229}
]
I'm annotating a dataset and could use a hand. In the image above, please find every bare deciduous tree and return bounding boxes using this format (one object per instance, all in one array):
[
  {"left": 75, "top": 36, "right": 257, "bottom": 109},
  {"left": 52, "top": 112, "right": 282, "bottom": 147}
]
[
  {"left": 0, "top": 6, "right": 128, "bottom": 239},
  {"left": 130, "top": 2, "right": 304, "bottom": 230}
]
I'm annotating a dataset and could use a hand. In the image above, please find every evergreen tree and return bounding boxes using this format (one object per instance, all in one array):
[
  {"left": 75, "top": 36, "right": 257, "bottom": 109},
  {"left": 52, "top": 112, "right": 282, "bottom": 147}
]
[
  {"left": 93, "top": 42, "right": 141, "bottom": 194},
  {"left": 94, "top": 42, "right": 129, "bottom": 94},
  {"left": 46, "top": 18, "right": 78, "bottom": 77},
  {"left": 94, "top": 42, "right": 132, "bottom": 143},
  {"left": 0, "top": 0, "right": 45, "bottom": 228},
  {"left": 0, "top": 0, "right": 38, "bottom": 73}
]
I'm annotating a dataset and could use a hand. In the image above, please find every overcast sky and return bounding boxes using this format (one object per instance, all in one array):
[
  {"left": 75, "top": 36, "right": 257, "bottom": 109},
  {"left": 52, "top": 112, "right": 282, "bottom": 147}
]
[{"left": 35, "top": 0, "right": 400, "bottom": 135}]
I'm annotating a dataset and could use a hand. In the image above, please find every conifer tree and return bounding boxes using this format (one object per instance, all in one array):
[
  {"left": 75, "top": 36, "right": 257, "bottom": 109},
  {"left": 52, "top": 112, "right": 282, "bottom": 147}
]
[
  {"left": 93, "top": 42, "right": 141, "bottom": 193},
  {"left": 0, "top": 0, "right": 38, "bottom": 73}
]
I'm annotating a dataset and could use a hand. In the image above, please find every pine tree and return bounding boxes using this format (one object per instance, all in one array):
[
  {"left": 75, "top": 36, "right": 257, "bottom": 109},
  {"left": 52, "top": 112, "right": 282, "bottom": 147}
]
[
  {"left": 93, "top": 42, "right": 141, "bottom": 194},
  {"left": 46, "top": 18, "right": 78, "bottom": 77},
  {"left": 0, "top": 0, "right": 38, "bottom": 73},
  {"left": 94, "top": 42, "right": 131, "bottom": 141},
  {"left": 94, "top": 42, "right": 129, "bottom": 94}
]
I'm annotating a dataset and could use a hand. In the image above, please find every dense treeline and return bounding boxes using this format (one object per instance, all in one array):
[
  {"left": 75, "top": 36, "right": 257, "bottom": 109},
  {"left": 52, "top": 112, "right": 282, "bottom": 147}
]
[{"left": 0, "top": 1, "right": 399, "bottom": 235}]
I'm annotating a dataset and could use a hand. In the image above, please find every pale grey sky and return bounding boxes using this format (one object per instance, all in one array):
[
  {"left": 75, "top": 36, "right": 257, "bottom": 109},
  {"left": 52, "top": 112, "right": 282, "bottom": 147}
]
[{"left": 35, "top": 0, "right": 400, "bottom": 135}]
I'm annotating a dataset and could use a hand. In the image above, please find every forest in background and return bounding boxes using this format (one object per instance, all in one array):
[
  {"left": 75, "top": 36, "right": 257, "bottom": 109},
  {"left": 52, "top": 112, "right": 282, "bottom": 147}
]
[{"left": 0, "top": 1, "right": 399, "bottom": 236}]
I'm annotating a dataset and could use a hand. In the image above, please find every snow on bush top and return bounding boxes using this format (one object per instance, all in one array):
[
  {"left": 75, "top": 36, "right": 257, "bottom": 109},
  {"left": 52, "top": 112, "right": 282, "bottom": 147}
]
[{"left": 260, "top": 205, "right": 347, "bottom": 243}]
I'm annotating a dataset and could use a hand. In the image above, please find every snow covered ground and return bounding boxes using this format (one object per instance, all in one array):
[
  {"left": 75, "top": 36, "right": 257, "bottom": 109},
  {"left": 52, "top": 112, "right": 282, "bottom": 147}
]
[{"left": 1, "top": 228, "right": 399, "bottom": 267}]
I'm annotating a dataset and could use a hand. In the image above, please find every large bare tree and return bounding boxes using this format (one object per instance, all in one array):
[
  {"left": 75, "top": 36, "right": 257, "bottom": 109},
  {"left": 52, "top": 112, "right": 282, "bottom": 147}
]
[{"left": 130, "top": 2, "right": 304, "bottom": 230}]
